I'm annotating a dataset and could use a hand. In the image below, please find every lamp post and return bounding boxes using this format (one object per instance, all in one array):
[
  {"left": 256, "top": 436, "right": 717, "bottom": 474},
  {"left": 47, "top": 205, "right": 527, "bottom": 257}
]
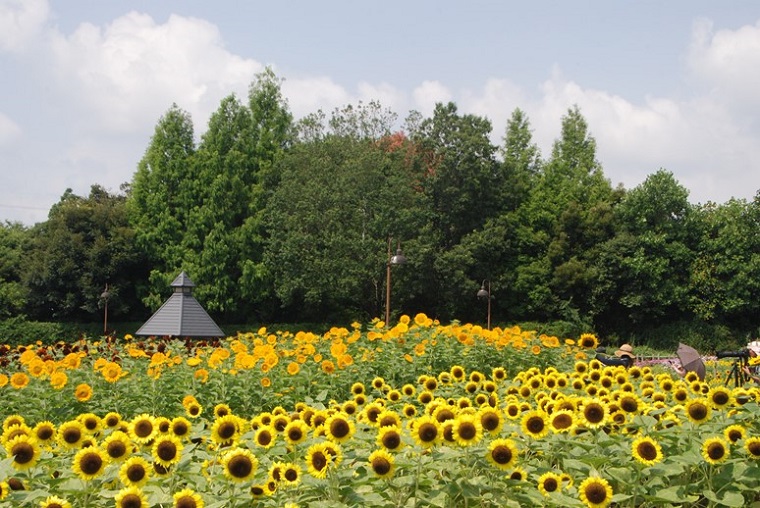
[
  {"left": 476, "top": 279, "right": 491, "bottom": 330},
  {"left": 385, "top": 237, "right": 407, "bottom": 325},
  {"left": 101, "top": 283, "right": 110, "bottom": 336}
]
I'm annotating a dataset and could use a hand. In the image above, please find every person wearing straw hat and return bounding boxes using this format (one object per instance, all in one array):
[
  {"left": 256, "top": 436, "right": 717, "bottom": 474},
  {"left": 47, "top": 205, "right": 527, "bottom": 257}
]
[
  {"left": 742, "top": 341, "right": 760, "bottom": 383},
  {"left": 613, "top": 343, "right": 635, "bottom": 368}
]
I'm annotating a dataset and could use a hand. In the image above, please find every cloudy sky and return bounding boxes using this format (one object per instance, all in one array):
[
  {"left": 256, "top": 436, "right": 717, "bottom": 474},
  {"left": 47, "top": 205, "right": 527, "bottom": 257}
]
[{"left": 2, "top": 1, "right": 760, "bottom": 225}]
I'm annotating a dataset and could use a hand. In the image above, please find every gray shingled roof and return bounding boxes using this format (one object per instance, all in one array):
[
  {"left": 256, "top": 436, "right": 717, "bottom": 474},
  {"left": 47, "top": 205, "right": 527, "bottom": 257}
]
[{"left": 136, "top": 271, "right": 224, "bottom": 338}]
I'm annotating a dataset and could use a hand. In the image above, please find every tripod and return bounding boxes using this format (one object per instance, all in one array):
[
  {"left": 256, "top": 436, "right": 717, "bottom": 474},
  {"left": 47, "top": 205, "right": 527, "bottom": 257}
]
[{"left": 725, "top": 358, "right": 749, "bottom": 388}]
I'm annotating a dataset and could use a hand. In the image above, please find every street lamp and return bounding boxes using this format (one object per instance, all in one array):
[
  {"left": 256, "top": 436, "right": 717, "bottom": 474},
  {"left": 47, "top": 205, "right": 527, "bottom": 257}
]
[
  {"left": 385, "top": 237, "right": 407, "bottom": 325},
  {"left": 477, "top": 279, "right": 491, "bottom": 330},
  {"left": 101, "top": 283, "right": 110, "bottom": 336}
]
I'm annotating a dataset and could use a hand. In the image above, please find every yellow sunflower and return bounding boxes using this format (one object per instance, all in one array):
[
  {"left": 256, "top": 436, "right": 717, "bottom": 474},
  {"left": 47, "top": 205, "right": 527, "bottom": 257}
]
[
  {"left": 520, "top": 410, "right": 550, "bottom": 440},
  {"left": 119, "top": 456, "right": 152, "bottom": 487},
  {"left": 114, "top": 486, "right": 148, "bottom": 508},
  {"left": 129, "top": 414, "right": 157, "bottom": 445},
  {"left": 152, "top": 434, "right": 183, "bottom": 468},
  {"left": 452, "top": 413, "right": 483, "bottom": 447},
  {"left": 57, "top": 420, "right": 87, "bottom": 449},
  {"left": 410, "top": 414, "right": 441, "bottom": 448},
  {"left": 40, "top": 495, "right": 73, "bottom": 508},
  {"left": 102, "top": 431, "right": 133, "bottom": 462},
  {"left": 631, "top": 435, "right": 663, "bottom": 466},
  {"left": 724, "top": 424, "right": 746, "bottom": 444},
  {"left": 172, "top": 488, "right": 204, "bottom": 508},
  {"left": 5, "top": 434, "right": 40, "bottom": 470},
  {"left": 685, "top": 398, "right": 712, "bottom": 424},
  {"left": 702, "top": 436, "right": 729, "bottom": 465},
  {"left": 537, "top": 471, "right": 563, "bottom": 496},
  {"left": 222, "top": 448, "right": 259, "bottom": 482},
  {"left": 578, "top": 476, "right": 613, "bottom": 508},
  {"left": 368, "top": 449, "right": 395, "bottom": 478},
  {"left": 377, "top": 426, "right": 404, "bottom": 452},
  {"left": 486, "top": 438, "right": 518, "bottom": 470},
  {"left": 305, "top": 443, "right": 332, "bottom": 479},
  {"left": 72, "top": 447, "right": 108, "bottom": 480},
  {"left": 744, "top": 436, "right": 760, "bottom": 459},
  {"left": 324, "top": 413, "right": 355, "bottom": 444}
]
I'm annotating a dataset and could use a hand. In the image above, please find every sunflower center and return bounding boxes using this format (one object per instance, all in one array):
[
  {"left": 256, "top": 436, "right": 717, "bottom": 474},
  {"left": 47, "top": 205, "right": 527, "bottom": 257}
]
[
  {"left": 80, "top": 453, "right": 103, "bottom": 474},
  {"left": 585, "top": 483, "right": 609, "bottom": 503},
  {"left": 134, "top": 421, "right": 153, "bottom": 438},
  {"left": 382, "top": 432, "right": 401, "bottom": 449},
  {"left": 36, "top": 427, "right": 54, "bottom": 440},
  {"left": 228, "top": 455, "right": 253, "bottom": 478},
  {"left": 311, "top": 451, "right": 328, "bottom": 470},
  {"left": 458, "top": 422, "right": 477, "bottom": 440},
  {"left": 329, "top": 419, "right": 349, "bottom": 439},
  {"left": 688, "top": 403, "right": 708, "bottom": 421},
  {"left": 552, "top": 414, "right": 572, "bottom": 430},
  {"left": 11, "top": 442, "right": 34, "bottom": 464},
  {"left": 119, "top": 493, "right": 143, "bottom": 508},
  {"left": 63, "top": 428, "right": 81, "bottom": 444},
  {"left": 284, "top": 468, "right": 298, "bottom": 482},
  {"left": 257, "top": 431, "right": 272, "bottom": 446},
  {"left": 371, "top": 456, "right": 391, "bottom": 475},
  {"left": 584, "top": 405, "right": 605, "bottom": 423},
  {"left": 175, "top": 496, "right": 198, "bottom": 508},
  {"left": 418, "top": 423, "right": 438, "bottom": 442},
  {"left": 218, "top": 422, "right": 236, "bottom": 439},
  {"left": 108, "top": 441, "right": 127, "bottom": 458},
  {"left": 707, "top": 443, "right": 725, "bottom": 460},
  {"left": 637, "top": 442, "right": 658, "bottom": 461},
  {"left": 157, "top": 441, "right": 177, "bottom": 461},
  {"left": 481, "top": 414, "right": 499, "bottom": 431},
  {"left": 491, "top": 445, "right": 513, "bottom": 464},
  {"left": 543, "top": 477, "right": 559, "bottom": 492},
  {"left": 126, "top": 464, "right": 146, "bottom": 482},
  {"left": 526, "top": 416, "right": 545, "bottom": 433}
]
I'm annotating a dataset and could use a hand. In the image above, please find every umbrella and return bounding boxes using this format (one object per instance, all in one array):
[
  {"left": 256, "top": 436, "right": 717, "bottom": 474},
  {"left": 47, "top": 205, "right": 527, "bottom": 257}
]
[{"left": 677, "top": 342, "right": 706, "bottom": 381}]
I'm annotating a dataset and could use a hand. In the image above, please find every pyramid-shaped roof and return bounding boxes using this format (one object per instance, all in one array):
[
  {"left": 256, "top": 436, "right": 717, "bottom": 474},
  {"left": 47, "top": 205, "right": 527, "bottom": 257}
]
[{"left": 136, "top": 272, "right": 224, "bottom": 338}]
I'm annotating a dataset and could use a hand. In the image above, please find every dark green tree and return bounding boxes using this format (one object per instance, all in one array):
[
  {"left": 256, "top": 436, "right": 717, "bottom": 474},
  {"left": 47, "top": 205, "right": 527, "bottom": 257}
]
[{"left": 0, "top": 222, "right": 30, "bottom": 318}]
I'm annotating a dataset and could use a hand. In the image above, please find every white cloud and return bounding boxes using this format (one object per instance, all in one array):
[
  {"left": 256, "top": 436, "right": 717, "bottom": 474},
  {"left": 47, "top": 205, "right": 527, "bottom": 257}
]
[
  {"left": 0, "top": 0, "right": 49, "bottom": 53},
  {"left": 412, "top": 80, "right": 452, "bottom": 115},
  {"left": 282, "top": 75, "right": 352, "bottom": 118},
  {"left": 688, "top": 18, "right": 760, "bottom": 112},
  {"left": 0, "top": 112, "right": 21, "bottom": 146},
  {"left": 356, "top": 81, "right": 406, "bottom": 113},
  {"left": 48, "top": 11, "right": 262, "bottom": 132}
]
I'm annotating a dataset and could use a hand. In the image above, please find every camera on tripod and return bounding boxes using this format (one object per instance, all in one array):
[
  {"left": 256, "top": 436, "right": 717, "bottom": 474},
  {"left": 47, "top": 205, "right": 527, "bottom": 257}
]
[{"left": 716, "top": 349, "right": 751, "bottom": 361}]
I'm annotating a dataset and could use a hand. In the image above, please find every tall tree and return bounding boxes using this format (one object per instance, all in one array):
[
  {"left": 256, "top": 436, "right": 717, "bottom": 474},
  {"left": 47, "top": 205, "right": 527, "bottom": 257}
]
[
  {"left": 0, "top": 222, "right": 30, "bottom": 318},
  {"left": 128, "top": 104, "right": 197, "bottom": 310}
]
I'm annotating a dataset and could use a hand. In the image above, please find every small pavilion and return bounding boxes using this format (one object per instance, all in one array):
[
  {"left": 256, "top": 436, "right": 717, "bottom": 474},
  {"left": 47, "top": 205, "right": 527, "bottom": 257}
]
[{"left": 135, "top": 271, "right": 224, "bottom": 338}]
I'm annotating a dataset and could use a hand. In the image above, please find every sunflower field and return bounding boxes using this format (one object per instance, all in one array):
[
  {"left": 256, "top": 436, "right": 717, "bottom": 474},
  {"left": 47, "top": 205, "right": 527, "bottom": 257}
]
[{"left": 1, "top": 314, "right": 760, "bottom": 508}]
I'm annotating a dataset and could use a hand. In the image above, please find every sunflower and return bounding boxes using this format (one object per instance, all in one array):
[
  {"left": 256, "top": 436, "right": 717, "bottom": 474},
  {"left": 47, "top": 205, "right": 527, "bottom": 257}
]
[
  {"left": 10, "top": 372, "right": 29, "bottom": 389},
  {"left": 631, "top": 436, "right": 663, "bottom": 466},
  {"left": 305, "top": 443, "right": 332, "bottom": 479},
  {"left": 185, "top": 402, "right": 203, "bottom": 418},
  {"left": 402, "top": 404, "right": 417, "bottom": 418},
  {"left": 744, "top": 436, "right": 760, "bottom": 459},
  {"left": 115, "top": 486, "right": 148, "bottom": 508},
  {"left": 685, "top": 398, "right": 712, "bottom": 424},
  {"left": 450, "top": 365, "right": 467, "bottom": 381},
  {"left": 104, "top": 412, "right": 122, "bottom": 429},
  {"left": 578, "top": 334, "right": 598, "bottom": 349},
  {"left": 119, "top": 456, "right": 151, "bottom": 487},
  {"left": 173, "top": 488, "right": 204, "bottom": 508},
  {"left": 40, "top": 495, "right": 72, "bottom": 508},
  {"left": 410, "top": 415, "right": 441, "bottom": 448},
  {"left": 171, "top": 417, "right": 192, "bottom": 440},
  {"left": 284, "top": 420, "right": 310, "bottom": 445},
  {"left": 213, "top": 403, "right": 232, "bottom": 419},
  {"left": 78, "top": 413, "right": 103, "bottom": 435},
  {"left": 253, "top": 425, "right": 277, "bottom": 449},
  {"left": 707, "top": 386, "right": 733, "bottom": 409},
  {"left": 702, "top": 436, "right": 729, "bottom": 465},
  {"left": 74, "top": 383, "right": 92, "bottom": 402},
  {"left": 57, "top": 420, "right": 86, "bottom": 449},
  {"left": 5, "top": 434, "right": 40, "bottom": 470},
  {"left": 537, "top": 471, "right": 563, "bottom": 496},
  {"left": 102, "top": 431, "right": 133, "bottom": 461},
  {"left": 210, "top": 415, "right": 241, "bottom": 446},
  {"left": 368, "top": 449, "right": 395, "bottom": 478},
  {"left": 508, "top": 467, "right": 528, "bottom": 481},
  {"left": 324, "top": 414, "right": 355, "bottom": 444},
  {"left": 377, "top": 426, "right": 404, "bottom": 452},
  {"left": 579, "top": 399, "right": 609, "bottom": 429},
  {"left": 724, "top": 424, "right": 746, "bottom": 444},
  {"left": 0, "top": 480, "right": 9, "bottom": 500},
  {"left": 278, "top": 462, "right": 301, "bottom": 488},
  {"left": 32, "top": 421, "right": 57, "bottom": 447},
  {"left": 152, "top": 434, "right": 183, "bottom": 468},
  {"left": 222, "top": 448, "right": 259, "bottom": 482},
  {"left": 452, "top": 413, "right": 483, "bottom": 447},
  {"left": 486, "top": 438, "right": 518, "bottom": 470},
  {"left": 616, "top": 393, "right": 642, "bottom": 415},
  {"left": 549, "top": 409, "right": 576, "bottom": 434},
  {"left": 129, "top": 414, "right": 157, "bottom": 445},
  {"left": 72, "top": 447, "right": 108, "bottom": 480},
  {"left": 520, "top": 410, "right": 550, "bottom": 440},
  {"left": 578, "top": 476, "right": 613, "bottom": 508},
  {"left": 478, "top": 407, "right": 503, "bottom": 435},
  {"left": 3, "top": 415, "right": 25, "bottom": 432}
]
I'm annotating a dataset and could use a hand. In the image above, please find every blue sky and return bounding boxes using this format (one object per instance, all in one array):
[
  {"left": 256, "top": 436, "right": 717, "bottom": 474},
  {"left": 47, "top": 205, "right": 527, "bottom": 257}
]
[{"left": 2, "top": 1, "right": 760, "bottom": 224}]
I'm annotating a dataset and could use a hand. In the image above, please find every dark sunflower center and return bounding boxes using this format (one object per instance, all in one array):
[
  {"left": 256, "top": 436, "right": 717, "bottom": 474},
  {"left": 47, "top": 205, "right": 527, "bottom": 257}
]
[
  {"left": 584, "top": 405, "right": 605, "bottom": 423},
  {"left": 228, "top": 455, "right": 253, "bottom": 478},
  {"left": 458, "top": 422, "right": 477, "bottom": 440},
  {"left": 552, "top": 414, "right": 572, "bottom": 430},
  {"left": 688, "top": 403, "right": 708, "bottom": 420},
  {"left": 119, "top": 493, "right": 143, "bottom": 508},
  {"left": 544, "top": 477, "right": 559, "bottom": 492},
  {"left": 257, "top": 431, "right": 272, "bottom": 446},
  {"left": 482, "top": 414, "right": 499, "bottom": 431},
  {"left": 311, "top": 451, "right": 328, "bottom": 470},
  {"left": 707, "top": 443, "right": 725, "bottom": 460},
  {"left": 157, "top": 441, "right": 177, "bottom": 461},
  {"left": 126, "top": 464, "right": 146, "bottom": 482},
  {"left": 526, "top": 416, "right": 545, "bottom": 433},
  {"left": 11, "top": 442, "right": 34, "bottom": 464},
  {"left": 134, "top": 421, "right": 153, "bottom": 438},
  {"left": 108, "top": 441, "right": 127, "bottom": 458},
  {"left": 418, "top": 423, "right": 438, "bottom": 442},
  {"left": 80, "top": 453, "right": 103, "bottom": 474},
  {"left": 371, "top": 457, "right": 391, "bottom": 475},
  {"left": 637, "top": 442, "right": 658, "bottom": 461},
  {"left": 491, "top": 445, "right": 512, "bottom": 464},
  {"left": 218, "top": 423, "right": 236, "bottom": 439},
  {"left": 330, "top": 419, "right": 349, "bottom": 438},
  {"left": 63, "top": 428, "right": 81, "bottom": 444},
  {"left": 382, "top": 432, "right": 401, "bottom": 449},
  {"left": 585, "top": 483, "right": 608, "bottom": 503}
]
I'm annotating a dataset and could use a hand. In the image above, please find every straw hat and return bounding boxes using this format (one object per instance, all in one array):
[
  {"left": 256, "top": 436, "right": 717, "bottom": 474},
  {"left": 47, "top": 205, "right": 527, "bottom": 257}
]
[
  {"left": 747, "top": 341, "right": 760, "bottom": 356},
  {"left": 614, "top": 344, "right": 635, "bottom": 359}
]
